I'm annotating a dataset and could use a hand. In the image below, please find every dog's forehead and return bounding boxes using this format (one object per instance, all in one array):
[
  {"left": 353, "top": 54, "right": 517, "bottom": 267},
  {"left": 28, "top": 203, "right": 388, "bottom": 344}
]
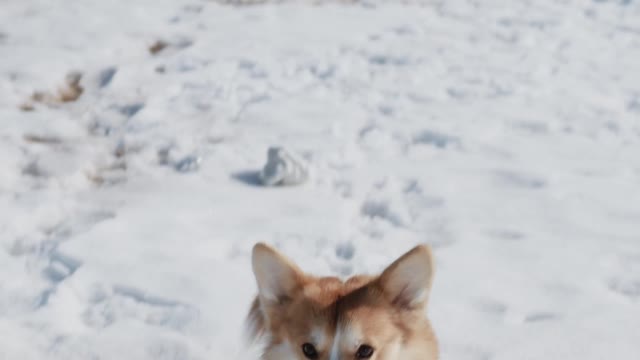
[
  {"left": 302, "top": 275, "right": 375, "bottom": 306},
  {"left": 302, "top": 277, "right": 343, "bottom": 305}
]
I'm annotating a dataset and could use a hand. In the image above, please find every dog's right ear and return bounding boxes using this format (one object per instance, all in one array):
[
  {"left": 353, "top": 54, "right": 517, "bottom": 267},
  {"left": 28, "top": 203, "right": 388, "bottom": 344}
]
[
  {"left": 252, "top": 243, "right": 304, "bottom": 305},
  {"left": 378, "top": 244, "right": 434, "bottom": 310}
]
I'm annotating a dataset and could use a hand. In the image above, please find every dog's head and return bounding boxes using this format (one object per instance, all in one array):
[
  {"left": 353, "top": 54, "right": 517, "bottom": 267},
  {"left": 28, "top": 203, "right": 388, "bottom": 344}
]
[{"left": 249, "top": 243, "right": 438, "bottom": 360}]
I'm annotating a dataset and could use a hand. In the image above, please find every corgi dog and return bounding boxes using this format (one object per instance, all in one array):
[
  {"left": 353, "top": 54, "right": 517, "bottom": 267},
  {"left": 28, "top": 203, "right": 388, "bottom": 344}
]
[{"left": 245, "top": 243, "right": 438, "bottom": 359}]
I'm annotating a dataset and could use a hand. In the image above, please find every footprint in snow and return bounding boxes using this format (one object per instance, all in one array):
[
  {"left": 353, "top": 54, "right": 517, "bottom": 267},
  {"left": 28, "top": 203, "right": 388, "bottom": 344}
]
[
  {"left": 412, "top": 130, "right": 461, "bottom": 149},
  {"left": 608, "top": 277, "right": 640, "bottom": 300},
  {"left": 493, "top": 170, "right": 546, "bottom": 189},
  {"left": 524, "top": 312, "right": 560, "bottom": 323},
  {"left": 83, "top": 285, "right": 200, "bottom": 331}
]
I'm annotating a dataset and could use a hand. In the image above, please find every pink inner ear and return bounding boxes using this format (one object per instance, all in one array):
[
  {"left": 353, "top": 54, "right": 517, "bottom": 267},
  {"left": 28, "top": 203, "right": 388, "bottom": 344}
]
[
  {"left": 390, "top": 283, "right": 413, "bottom": 307},
  {"left": 252, "top": 244, "right": 303, "bottom": 304},
  {"left": 380, "top": 246, "right": 433, "bottom": 308}
]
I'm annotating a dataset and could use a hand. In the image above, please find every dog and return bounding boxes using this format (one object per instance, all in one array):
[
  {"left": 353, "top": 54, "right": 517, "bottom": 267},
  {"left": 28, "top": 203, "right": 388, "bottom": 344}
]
[{"left": 245, "top": 243, "right": 438, "bottom": 359}]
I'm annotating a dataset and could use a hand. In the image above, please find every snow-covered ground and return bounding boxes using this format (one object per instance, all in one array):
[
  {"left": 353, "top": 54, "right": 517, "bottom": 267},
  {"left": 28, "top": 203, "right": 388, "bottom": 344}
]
[{"left": 1, "top": 0, "right": 640, "bottom": 358}]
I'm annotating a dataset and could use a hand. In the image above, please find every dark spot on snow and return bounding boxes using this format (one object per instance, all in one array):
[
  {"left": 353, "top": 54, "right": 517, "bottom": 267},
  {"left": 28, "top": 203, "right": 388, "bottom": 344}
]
[
  {"left": 512, "top": 121, "right": 549, "bottom": 134},
  {"left": 231, "top": 170, "right": 263, "bottom": 187},
  {"left": 604, "top": 121, "right": 620, "bottom": 133},
  {"left": 43, "top": 266, "right": 68, "bottom": 283},
  {"left": 494, "top": 170, "right": 546, "bottom": 189},
  {"left": 413, "top": 130, "right": 461, "bottom": 149},
  {"left": 584, "top": 8, "right": 597, "bottom": 19},
  {"left": 149, "top": 40, "right": 168, "bottom": 55},
  {"left": 369, "top": 54, "right": 409, "bottom": 66},
  {"left": 19, "top": 103, "right": 35, "bottom": 112},
  {"left": 593, "top": 0, "right": 632, "bottom": 5},
  {"left": 114, "top": 140, "right": 126, "bottom": 158},
  {"left": 390, "top": 26, "right": 415, "bottom": 36},
  {"left": 525, "top": 312, "right": 559, "bottom": 323},
  {"left": 49, "top": 251, "right": 82, "bottom": 276},
  {"left": 616, "top": 25, "right": 640, "bottom": 35},
  {"left": 358, "top": 124, "right": 378, "bottom": 138},
  {"left": 310, "top": 64, "right": 335, "bottom": 80},
  {"left": 487, "top": 229, "right": 525, "bottom": 241},
  {"left": 174, "top": 155, "right": 201, "bottom": 173},
  {"left": 157, "top": 146, "right": 173, "bottom": 165},
  {"left": 447, "top": 87, "right": 467, "bottom": 99},
  {"left": 378, "top": 104, "right": 394, "bottom": 116},
  {"left": 239, "top": 59, "right": 268, "bottom": 78},
  {"left": 628, "top": 97, "right": 640, "bottom": 112},
  {"left": 34, "top": 288, "right": 56, "bottom": 308},
  {"left": 88, "top": 120, "right": 113, "bottom": 137},
  {"left": 238, "top": 60, "right": 255, "bottom": 70},
  {"left": 335, "top": 242, "right": 355, "bottom": 260},
  {"left": 608, "top": 277, "right": 640, "bottom": 300},
  {"left": 404, "top": 181, "right": 445, "bottom": 211},
  {"left": 333, "top": 179, "right": 353, "bottom": 198},
  {"left": 119, "top": 103, "right": 145, "bottom": 118},
  {"left": 360, "top": 1, "right": 377, "bottom": 10},
  {"left": 497, "top": 18, "right": 513, "bottom": 27},
  {"left": 98, "top": 67, "right": 117, "bottom": 88},
  {"left": 403, "top": 179, "right": 422, "bottom": 194},
  {"left": 149, "top": 37, "right": 193, "bottom": 54},
  {"left": 22, "top": 160, "right": 48, "bottom": 177},
  {"left": 23, "top": 134, "right": 63, "bottom": 145},
  {"left": 175, "top": 38, "right": 193, "bottom": 50},
  {"left": 360, "top": 199, "right": 405, "bottom": 227}
]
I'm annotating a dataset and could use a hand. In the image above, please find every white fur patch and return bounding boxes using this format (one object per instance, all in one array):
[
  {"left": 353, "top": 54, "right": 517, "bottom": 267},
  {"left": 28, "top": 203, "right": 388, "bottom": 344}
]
[
  {"left": 329, "top": 327, "right": 342, "bottom": 360},
  {"left": 330, "top": 324, "right": 362, "bottom": 360},
  {"left": 238, "top": 329, "right": 269, "bottom": 360},
  {"left": 266, "top": 339, "right": 297, "bottom": 360},
  {"left": 311, "top": 326, "right": 328, "bottom": 349}
]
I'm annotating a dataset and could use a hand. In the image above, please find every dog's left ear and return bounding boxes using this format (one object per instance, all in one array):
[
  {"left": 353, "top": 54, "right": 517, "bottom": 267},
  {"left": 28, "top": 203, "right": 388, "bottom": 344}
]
[
  {"left": 252, "top": 243, "right": 304, "bottom": 305},
  {"left": 378, "top": 244, "right": 434, "bottom": 309}
]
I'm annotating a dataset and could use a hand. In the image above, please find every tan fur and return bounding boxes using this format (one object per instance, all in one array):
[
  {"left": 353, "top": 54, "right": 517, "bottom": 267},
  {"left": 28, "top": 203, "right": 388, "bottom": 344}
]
[{"left": 247, "top": 243, "right": 438, "bottom": 360}]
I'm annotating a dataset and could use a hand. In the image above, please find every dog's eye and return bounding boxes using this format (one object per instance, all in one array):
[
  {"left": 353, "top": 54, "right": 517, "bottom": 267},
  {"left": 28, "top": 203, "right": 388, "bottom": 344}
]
[
  {"left": 302, "top": 343, "right": 318, "bottom": 359},
  {"left": 356, "top": 344, "right": 374, "bottom": 359}
]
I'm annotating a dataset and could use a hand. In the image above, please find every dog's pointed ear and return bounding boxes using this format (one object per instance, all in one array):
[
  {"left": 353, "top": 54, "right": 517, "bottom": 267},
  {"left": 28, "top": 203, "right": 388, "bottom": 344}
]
[
  {"left": 378, "top": 244, "right": 434, "bottom": 309},
  {"left": 252, "top": 243, "right": 304, "bottom": 304}
]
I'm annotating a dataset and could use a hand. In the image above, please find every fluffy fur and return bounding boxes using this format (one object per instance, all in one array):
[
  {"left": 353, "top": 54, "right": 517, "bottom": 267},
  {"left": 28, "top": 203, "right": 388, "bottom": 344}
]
[{"left": 246, "top": 243, "right": 438, "bottom": 360}]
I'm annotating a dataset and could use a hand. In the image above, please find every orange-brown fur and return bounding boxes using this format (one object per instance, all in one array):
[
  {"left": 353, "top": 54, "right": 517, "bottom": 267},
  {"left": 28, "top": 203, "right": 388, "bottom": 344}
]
[{"left": 247, "top": 243, "right": 438, "bottom": 360}]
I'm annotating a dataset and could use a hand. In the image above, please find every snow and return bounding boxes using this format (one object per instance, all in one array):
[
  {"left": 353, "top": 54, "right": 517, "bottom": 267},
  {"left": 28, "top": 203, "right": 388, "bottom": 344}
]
[{"left": 1, "top": 0, "right": 640, "bottom": 359}]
